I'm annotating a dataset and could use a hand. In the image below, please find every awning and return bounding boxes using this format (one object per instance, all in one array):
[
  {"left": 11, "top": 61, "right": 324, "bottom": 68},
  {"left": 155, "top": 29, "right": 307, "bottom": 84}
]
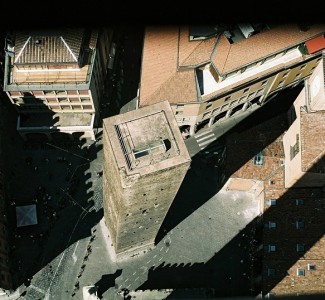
[
  {"left": 305, "top": 35, "right": 325, "bottom": 54},
  {"left": 16, "top": 204, "right": 38, "bottom": 227}
]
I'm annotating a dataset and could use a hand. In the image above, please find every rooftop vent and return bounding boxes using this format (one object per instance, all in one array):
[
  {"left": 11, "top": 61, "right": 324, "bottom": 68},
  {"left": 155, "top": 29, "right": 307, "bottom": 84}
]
[
  {"left": 238, "top": 23, "right": 255, "bottom": 38},
  {"left": 132, "top": 139, "right": 168, "bottom": 159}
]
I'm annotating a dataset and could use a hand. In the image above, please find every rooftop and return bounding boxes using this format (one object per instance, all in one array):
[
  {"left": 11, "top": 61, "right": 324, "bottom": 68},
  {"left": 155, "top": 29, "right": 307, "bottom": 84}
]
[
  {"left": 19, "top": 112, "right": 94, "bottom": 128},
  {"left": 103, "top": 100, "right": 191, "bottom": 175},
  {"left": 12, "top": 28, "right": 88, "bottom": 65},
  {"left": 139, "top": 24, "right": 325, "bottom": 106},
  {"left": 4, "top": 28, "right": 98, "bottom": 88}
]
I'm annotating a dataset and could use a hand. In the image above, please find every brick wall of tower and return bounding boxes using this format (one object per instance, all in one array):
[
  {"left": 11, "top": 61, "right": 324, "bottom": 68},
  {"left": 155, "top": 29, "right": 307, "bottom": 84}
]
[
  {"left": 115, "top": 161, "right": 190, "bottom": 253},
  {"left": 102, "top": 124, "right": 191, "bottom": 255}
]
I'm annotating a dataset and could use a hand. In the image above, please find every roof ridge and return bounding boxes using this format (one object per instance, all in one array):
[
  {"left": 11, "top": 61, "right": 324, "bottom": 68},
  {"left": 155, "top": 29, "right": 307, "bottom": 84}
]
[{"left": 60, "top": 36, "right": 78, "bottom": 62}]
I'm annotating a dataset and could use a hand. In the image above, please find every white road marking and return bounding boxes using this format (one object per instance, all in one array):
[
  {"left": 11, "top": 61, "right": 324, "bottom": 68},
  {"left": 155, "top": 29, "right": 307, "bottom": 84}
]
[
  {"left": 132, "top": 271, "right": 137, "bottom": 275},
  {"left": 159, "top": 257, "right": 163, "bottom": 261},
  {"left": 30, "top": 284, "right": 46, "bottom": 295},
  {"left": 146, "top": 260, "right": 151, "bottom": 264},
  {"left": 124, "top": 278, "right": 129, "bottom": 282},
  {"left": 135, "top": 277, "right": 139, "bottom": 281},
  {"left": 160, "top": 247, "right": 163, "bottom": 251},
  {"left": 72, "top": 241, "right": 79, "bottom": 264},
  {"left": 153, "top": 254, "right": 157, "bottom": 258}
]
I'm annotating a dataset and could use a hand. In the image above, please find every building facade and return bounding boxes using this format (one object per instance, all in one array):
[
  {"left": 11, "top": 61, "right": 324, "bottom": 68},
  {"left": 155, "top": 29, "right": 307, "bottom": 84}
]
[
  {"left": 3, "top": 28, "right": 113, "bottom": 141},
  {"left": 283, "top": 51, "right": 325, "bottom": 188},
  {"left": 139, "top": 24, "right": 325, "bottom": 137},
  {"left": 260, "top": 51, "right": 325, "bottom": 297},
  {"left": 102, "top": 100, "right": 191, "bottom": 259},
  {"left": 224, "top": 106, "right": 325, "bottom": 297}
]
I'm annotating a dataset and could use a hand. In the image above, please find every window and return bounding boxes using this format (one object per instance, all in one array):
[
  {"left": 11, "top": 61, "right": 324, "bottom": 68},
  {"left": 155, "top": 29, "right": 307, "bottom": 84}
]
[
  {"left": 268, "top": 221, "right": 277, "bottom": 229},
  {"left": 221, "top": 103, "right": 230, "bottom": 111},
  {"left": 268, "top": 244, "right": 276, "bottom": 252},
  {"left": 253, "top": 151, "right": 264, "bottom": 166},
  {"left": 296, "top": 243, "right": 305, "bottom": 253},
  {"left": 247, "top": 62, "right": 257, "bottom": 69},
  {"left": 261, "top": 80, "right": 268, "bottom": 87},
  {"left": 297, "top": 268, "right": 305, "bottom": 276},
  {"left": 296, "top": 220, "right": 304, "bottom": 229},
  {"left": 295, "top": 73, "right": 302, "bottom": 79},
  {"left": 247, "top": 92, "right": 256, "bottom": 100},
  {"left": 269, "top": 199, "right": 277, "bottom": 206},
  {"left": 282, "top": 72, "right": 289, "bottom": 78},
  {"left": 225, "top": 71, "right": 237, "bottom": 78},
  {"left": 296, "top": 199, "right": 304, "bottom": 206},
  {"left": 308, "top": 264, "right": 316, "bottom": 270},
  {"left": 202, "top": 111, "right": 212, "bottom": 119},
  {"left": 206, "top": 102, "right": 212, "bottom": 109},
  {"left": 256, "top": 88, "right": 264, "bottom": 96},
  {"left": 290, "top": 134, "right": 300, "bottom": 160},
  {"left": 212, "top": 108, "right": 220, "bottom": 115},
  {"left": 267, "top": 268, "right": 275, "bottom": 276},
  {"left": 230, "top": 100, "right": 238, "bottom": 107},
  {"left": 277, "top": 80, "right": 284, "bottom": 88},
  {"left": 264, "top": 54, "right": 276, "bottom": 62},
  {"left": 239, "top": 95, "right": 248, "bottom": 103}
]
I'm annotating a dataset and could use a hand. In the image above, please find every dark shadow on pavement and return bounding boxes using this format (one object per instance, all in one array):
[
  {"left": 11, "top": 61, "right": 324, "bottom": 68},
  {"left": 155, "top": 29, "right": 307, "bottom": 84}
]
[{"left": 95, "top": 269, "right": 122, "bottom": 299}]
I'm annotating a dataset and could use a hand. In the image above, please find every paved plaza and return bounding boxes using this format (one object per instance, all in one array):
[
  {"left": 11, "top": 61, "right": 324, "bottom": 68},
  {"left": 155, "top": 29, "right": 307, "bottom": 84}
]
[{"left": 0, "top": 26, "right": 265, "bottom": 300}]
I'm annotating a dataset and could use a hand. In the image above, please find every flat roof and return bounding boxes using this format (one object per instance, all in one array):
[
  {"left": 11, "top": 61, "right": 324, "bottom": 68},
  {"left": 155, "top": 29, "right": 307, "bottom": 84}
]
[
  {"left": 19, "top": 113, "right": 94, "bottom": 128},
  {"left": 103, "top": 100, "right": 191, "bottom": 175}
]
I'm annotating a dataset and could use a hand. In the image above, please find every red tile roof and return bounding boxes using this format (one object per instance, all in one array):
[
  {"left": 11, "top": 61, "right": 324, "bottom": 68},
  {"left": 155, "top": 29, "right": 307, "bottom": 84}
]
[
  {"left": 212, "top": 23, "right": 325, "bottom": 74},
  {"left": 305, "top": 34, "right": 325, "bottom": 54},
  {"left": 139, "top": 24, "right": 325, "bottom": 106}
]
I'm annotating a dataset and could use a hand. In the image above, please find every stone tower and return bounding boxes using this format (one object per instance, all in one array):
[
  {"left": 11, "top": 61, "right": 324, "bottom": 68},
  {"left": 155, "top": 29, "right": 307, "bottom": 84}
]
[{"left": 102, "top": 100, "right": 191, "bottom": 259}]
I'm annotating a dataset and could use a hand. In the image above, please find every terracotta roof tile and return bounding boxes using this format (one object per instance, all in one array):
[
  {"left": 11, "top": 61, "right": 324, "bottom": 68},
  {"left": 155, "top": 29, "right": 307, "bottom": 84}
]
[
  {"left": 143, "top": 70, "right": 197, "bottom": 106},
  {"left": 178, "top": 26, "right": 216, "bottom": 67},
  {"left": 139, "top": 26, "right": 179, "bottom": 106},
  {"left": 212, "top": 23, "right": 325, "bottom": 74},
  {"left": 14, "top": 28, "right": 84, "bottom": 65},
  {"left": 140, "top": 24, "right": 325, "bottom": 107}
]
